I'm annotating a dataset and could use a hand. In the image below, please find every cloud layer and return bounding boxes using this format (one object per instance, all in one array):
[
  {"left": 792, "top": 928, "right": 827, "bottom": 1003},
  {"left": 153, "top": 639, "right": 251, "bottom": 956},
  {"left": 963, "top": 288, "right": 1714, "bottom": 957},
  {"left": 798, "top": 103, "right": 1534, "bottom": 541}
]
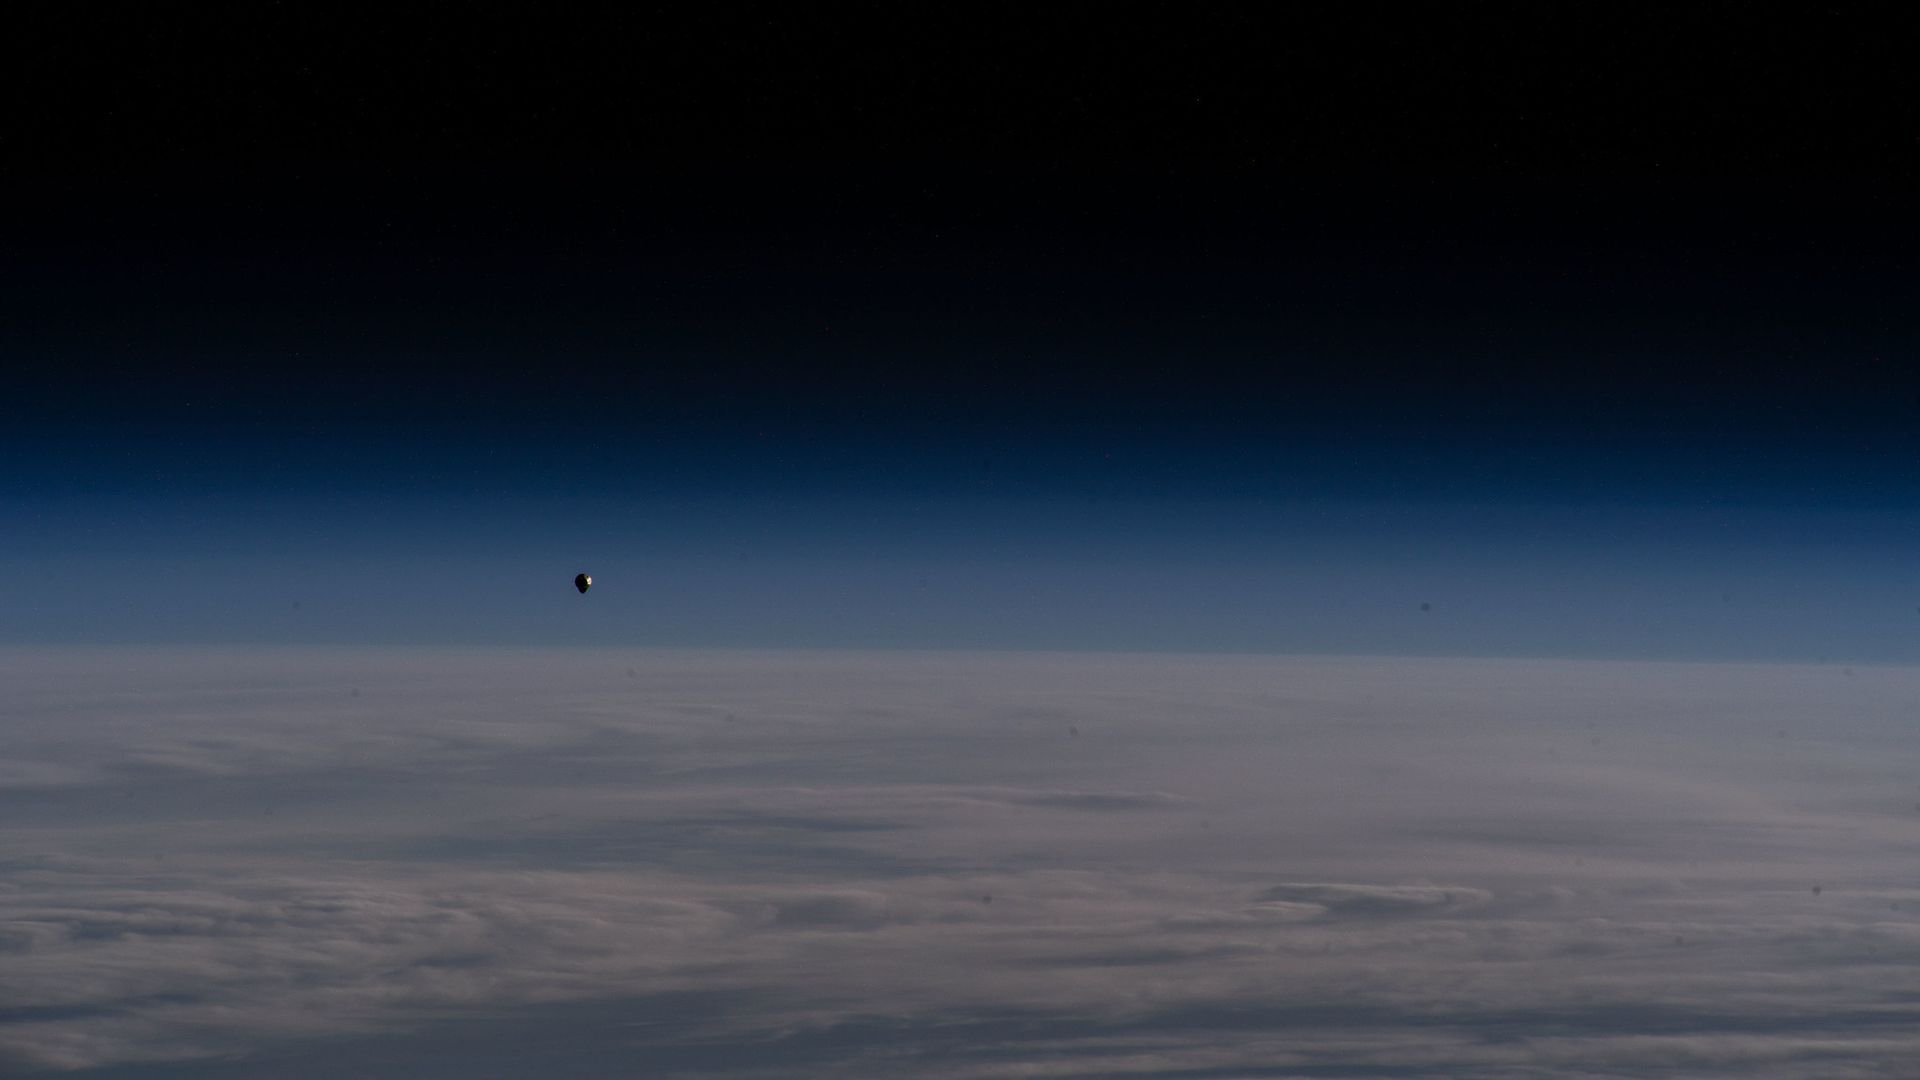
[{"left": 3, "top": 648, "right": 1919, "bottom": 1076}]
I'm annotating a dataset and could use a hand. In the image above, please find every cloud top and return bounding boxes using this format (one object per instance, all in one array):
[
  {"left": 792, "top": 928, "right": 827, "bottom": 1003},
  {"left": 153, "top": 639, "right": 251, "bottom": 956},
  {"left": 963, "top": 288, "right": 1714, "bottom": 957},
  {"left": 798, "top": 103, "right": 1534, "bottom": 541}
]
[{"left": 3, "top": 648, "right": 1919, "bottom": 1076}]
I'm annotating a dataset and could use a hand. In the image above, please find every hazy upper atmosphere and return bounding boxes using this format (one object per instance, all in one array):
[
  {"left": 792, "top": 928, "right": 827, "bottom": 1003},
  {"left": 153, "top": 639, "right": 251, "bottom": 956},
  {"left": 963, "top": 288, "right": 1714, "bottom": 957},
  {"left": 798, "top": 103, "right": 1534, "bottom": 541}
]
[{"left": 4, "top": 172, "right": 1914, "bottom": 659}]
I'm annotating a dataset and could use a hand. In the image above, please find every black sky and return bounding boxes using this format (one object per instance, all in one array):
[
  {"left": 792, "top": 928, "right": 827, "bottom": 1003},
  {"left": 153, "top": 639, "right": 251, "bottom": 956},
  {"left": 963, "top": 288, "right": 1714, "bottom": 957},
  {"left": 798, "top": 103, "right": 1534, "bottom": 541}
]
[
  {"left": 3, "top": 4, "right": 1916, "bottom": 497},
  {"left": 7, "top": 4, "right": 1912, "bottom": 177}
]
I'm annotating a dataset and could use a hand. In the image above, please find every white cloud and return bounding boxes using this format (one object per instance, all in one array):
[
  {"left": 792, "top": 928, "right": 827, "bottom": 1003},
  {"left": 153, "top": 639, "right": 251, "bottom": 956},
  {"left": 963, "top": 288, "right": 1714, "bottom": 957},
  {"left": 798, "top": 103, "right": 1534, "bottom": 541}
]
[{"left": 3, "top": 649, "right": 1920, "bottom": 1074}]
